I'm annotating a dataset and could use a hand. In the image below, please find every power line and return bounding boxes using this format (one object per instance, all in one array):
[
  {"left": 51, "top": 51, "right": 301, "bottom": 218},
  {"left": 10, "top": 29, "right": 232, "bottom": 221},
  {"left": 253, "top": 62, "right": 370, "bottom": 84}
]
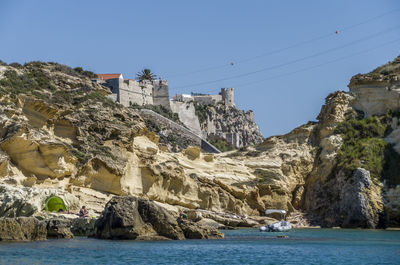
[
  {"left": 172, "top": 25, "right": 400, "bottom": 89},
  {"left": 165, "top": 7, "right": 400, "bottom": 78},
  {"left": 235, "top": 38, "right": 400, "bottom": 88},
  {"left": 192, "top": 37, "right": 400, "bottom": 95}
]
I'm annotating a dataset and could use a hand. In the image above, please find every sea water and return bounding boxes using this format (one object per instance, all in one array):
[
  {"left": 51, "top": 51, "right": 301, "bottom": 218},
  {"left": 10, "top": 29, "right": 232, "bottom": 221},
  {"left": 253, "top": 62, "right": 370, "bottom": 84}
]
[{"left": 0, "top": 228, "right": 399, "bottom": 265}]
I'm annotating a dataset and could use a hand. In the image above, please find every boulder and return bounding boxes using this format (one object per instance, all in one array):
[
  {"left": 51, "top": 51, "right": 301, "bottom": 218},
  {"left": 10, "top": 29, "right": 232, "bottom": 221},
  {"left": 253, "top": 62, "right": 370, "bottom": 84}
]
[
  {"left": 0, "top": 217, "right": 47, "bottom": 241},
  {"left": 46, "top": 218, "right": 73, "bottom": 239},
  {"left": 180, "top": 221, "right": 224, "bottom": 239},
  {"left": 184, "top": 146, "right": 201, "bottom": 160},
  {"left": 71, "top": 217, "right": 96, "bottom": 237},
  {"left": 94, "top": 196, "right": 224, "bottom": 240},
  {"left": 340, "top": 168, "right": 377, "bottom": 228},
  {"left": 196, "top": 218, "right": 225, "bottom": 229},
  {"left": 93, "top": 196, "right": 184, "bottom": 240}
]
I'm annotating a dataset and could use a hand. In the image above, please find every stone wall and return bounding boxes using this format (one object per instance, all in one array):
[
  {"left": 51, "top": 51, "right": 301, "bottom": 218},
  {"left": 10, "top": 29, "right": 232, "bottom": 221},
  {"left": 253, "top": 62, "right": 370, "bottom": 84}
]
[
  {"left": 172, "top": 88, "right": 234, "bottom": 107},
  {"left": 138, "top": 109, "right": 220, "bottom": 153},
  {"left": 170, "top": 101, "right": 202, "bottom": 135},
  {"left": 103, "top": 78, "right": 170, "bottom": 108},
  {"left": 152, "top": 80, "right": 171, "bottom": 110},
  {"left": 191, "top": 94, "right": 222, "bottom": 105}
]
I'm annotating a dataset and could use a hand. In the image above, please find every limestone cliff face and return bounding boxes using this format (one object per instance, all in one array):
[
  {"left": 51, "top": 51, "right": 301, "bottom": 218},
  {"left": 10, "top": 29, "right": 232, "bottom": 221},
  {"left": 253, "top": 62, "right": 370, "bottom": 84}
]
[
  {"left": 1, "top": 58, "right": 400, "bottom": 229},
  {"left": 302, "top": 56, "right": 400, "bottom": 228},
  {"left": 349, "top": 55, "right": 400, "bottom": 116},
  {"left": 0, "top": 62, "right": 266, "bottom": 219}
]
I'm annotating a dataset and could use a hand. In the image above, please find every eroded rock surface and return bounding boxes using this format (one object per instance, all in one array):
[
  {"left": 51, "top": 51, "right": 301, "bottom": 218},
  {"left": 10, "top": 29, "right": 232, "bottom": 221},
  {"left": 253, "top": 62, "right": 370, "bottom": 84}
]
[
  {"left": 46, "top": 218, "right": 74, "bottom": 239},
  {"left": 0, "top": 217, "right": 46, "bottom": 241},
  {"left": 94, "top": 196, "right": 223, "bottom": 240},
  {"left": 0, "top": 59, "right": 399, "bottom": 229}
]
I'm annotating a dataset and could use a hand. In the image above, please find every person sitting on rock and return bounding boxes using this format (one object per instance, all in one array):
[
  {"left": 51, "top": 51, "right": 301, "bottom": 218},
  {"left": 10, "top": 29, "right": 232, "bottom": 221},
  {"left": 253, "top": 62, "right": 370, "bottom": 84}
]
[
  {"left": 177, "top": 212, "right": 189, "bottom": 224},
  {"left": 79, "top": 206, "right": 88, "bottom": 218}
]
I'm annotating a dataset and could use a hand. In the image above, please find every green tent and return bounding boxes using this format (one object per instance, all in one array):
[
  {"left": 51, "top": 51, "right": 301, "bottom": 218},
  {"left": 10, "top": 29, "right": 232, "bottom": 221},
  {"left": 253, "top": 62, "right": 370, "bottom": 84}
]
[{"left": 45, "top": 196, "right": 67, "bottom": 212}]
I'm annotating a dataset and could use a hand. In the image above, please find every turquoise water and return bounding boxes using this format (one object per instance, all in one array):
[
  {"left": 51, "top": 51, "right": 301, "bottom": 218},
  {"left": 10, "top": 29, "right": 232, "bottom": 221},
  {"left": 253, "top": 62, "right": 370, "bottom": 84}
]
[{"left": 0, "top": 229, "right": 399, "bottom": 265}]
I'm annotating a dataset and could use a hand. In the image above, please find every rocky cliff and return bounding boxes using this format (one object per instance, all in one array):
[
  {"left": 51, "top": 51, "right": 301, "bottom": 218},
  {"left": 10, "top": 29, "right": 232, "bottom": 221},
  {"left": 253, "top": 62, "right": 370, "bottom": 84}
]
[
  {"left": 0, "top": 62, "right": 267, "bottom": 222},
  {"left": 0, "top": 57, "right": 399, "bottom": 229},
  {"left": 196, "top": 103, "right": 264, "bottom": 148}
]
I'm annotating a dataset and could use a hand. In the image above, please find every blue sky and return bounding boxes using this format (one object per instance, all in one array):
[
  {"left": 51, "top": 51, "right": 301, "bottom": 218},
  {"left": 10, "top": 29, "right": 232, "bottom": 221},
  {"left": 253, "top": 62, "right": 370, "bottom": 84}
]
[{"left": 0, "top": 0, "right": 399, "bottom": 137}]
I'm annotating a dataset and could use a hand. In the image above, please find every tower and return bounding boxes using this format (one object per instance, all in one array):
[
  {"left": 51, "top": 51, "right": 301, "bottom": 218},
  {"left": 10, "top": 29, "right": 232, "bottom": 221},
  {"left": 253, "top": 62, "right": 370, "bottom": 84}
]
[
  {"left": 152, "top": 80, "right": 171, "bottom": 110},
  {"left": 221, "top": 88, "right": 234, "bottom": 107}
]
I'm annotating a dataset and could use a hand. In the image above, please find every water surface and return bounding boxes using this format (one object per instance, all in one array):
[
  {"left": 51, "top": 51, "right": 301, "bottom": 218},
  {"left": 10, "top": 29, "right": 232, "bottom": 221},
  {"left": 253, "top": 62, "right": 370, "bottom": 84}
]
[{"left": 0, "top": 229, "right": 399, "bottom": 264}]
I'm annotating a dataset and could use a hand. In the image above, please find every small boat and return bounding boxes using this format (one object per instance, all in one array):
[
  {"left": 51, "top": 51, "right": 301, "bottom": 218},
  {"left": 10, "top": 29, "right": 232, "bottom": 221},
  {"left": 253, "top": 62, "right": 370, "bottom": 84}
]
[{"left": 259, "top": 209, "right": 292, "bottom": 232}]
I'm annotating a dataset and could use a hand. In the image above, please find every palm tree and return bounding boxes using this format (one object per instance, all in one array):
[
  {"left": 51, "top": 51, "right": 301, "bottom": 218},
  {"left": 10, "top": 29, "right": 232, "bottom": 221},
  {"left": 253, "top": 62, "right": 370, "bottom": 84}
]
[{"left": 136, "top": 69, "right": 157, "bottom": 81}]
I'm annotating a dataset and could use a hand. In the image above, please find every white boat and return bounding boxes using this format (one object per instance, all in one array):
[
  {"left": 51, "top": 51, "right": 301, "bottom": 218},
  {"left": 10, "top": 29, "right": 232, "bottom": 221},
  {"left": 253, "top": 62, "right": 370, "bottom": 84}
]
[{"left": 259, "top": 209, "right": 292, "bottom": 232}]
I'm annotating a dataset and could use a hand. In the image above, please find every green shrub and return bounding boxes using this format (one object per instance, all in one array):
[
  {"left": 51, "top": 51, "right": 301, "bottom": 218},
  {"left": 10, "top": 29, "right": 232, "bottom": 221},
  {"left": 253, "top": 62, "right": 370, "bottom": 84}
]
[
  {"left": 130, "top": 103, "right": 180, "bottom": 123},
  {"left": 52, "top": 63, "right": 76, "bottom": 76},
  {"left": 194, "top": 102, "right": 210, "bottom": 124},
  {"left": 9, "top": 62, "right": 23, "bottom": 68},
  {"left": 0, "top": 69, "right": 54, "bottom": 97},
  {"left": 207, "top": 135, "right": 234, "bottom": 152},
  {"left": 74, "top": 67, "right": 97, "bottom": 78},
  {"left": 334, "top": 114, "right": 400, "bottom": 186}
]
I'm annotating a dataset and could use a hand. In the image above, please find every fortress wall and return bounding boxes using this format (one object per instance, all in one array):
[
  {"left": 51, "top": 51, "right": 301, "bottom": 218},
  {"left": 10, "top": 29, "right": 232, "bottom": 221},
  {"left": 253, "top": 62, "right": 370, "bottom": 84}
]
[
  {"left": 192, "top": 95, "right": 222, "bottom": 105},
  {"left": 138, "top": 109, "right": 201, "bottom": 145},
  {"left": 118, "top": 79, "right": 153, "bottom": 107},
  {"left": 138, "top": 109, "right": 220, "bottom": 153},
  {"left": 152, "top": 80, "right": 171, "bottom": 110},
  {"left": 170, "top": 101, "right": 202, "bottom": 135}
]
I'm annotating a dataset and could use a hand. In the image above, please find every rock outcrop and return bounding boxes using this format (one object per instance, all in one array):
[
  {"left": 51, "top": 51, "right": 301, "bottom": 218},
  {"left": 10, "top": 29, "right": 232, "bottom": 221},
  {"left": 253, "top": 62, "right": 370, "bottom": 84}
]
[
  {"left": 93, "top": 196, "right": 223, "bottom": 240},
  {"left": 0, "top": 217, "right": 47, "bottom": 241},
  {"left": 71, "top": 217, "right": 96, "bottom": 236},
  {"left": 349, "top": 55, "right": 400, "bottom": 116},
  {"left": 198, "top": 104, "right": 264, "bottom": 148},
  {"left": 0, "top": 184, "right": 79, "bottom": 217},
  {"left": 0, "top": 58, "right": 400, "bottom": 230},
  {"left": 46, "top": 218, "right": 74, "bottom": 238}
]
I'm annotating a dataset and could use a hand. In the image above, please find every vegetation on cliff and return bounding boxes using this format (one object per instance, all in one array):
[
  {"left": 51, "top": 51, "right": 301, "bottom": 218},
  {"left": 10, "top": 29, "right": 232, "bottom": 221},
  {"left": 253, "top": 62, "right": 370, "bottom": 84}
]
[
  {"left": 334, "top": 111, "right": 400, "bottom": 187},
  {"left": 0, "top": 61, "right": 142, "bottom": 167},
  {"left": 130, "top": 103, "right": 180, "bottom": 123},
  {"left": 207, "top": 135, "right": 234, "bottom": 152},
  {"left": 349, "top": 54, "right": 400, "bottom": 86}
]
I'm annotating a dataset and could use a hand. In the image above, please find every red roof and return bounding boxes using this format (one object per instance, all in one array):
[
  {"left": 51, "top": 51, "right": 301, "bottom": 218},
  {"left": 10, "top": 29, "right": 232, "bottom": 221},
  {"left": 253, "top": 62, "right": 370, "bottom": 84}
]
[{"left": 97, "top": 73, "right": 122, "bottom": 80}]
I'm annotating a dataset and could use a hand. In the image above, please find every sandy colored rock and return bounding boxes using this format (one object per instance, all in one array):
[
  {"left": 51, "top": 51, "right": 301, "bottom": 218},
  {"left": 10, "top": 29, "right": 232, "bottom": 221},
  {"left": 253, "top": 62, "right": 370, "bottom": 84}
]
[
  {"left": 184, "top": 146, "right": 201, "bottom": 160},
  {"left": 0, "top": 217, "right": 47, "bottom": 241}
]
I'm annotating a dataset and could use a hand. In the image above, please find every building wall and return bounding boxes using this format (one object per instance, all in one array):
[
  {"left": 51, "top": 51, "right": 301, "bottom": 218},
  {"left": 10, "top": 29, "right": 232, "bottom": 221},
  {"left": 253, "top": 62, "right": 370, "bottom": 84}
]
[
  {"left": 118, "top": 79, "right": 153, "bottom": 106},
  {"left": 104, "top": 78, "right": 155, "bottom": 107},
  {"left": 170, "top": 101, "right": 202, "bottom": 135},
  {"left": 152, "top": 80, "right": 171, "bottom": 110}
]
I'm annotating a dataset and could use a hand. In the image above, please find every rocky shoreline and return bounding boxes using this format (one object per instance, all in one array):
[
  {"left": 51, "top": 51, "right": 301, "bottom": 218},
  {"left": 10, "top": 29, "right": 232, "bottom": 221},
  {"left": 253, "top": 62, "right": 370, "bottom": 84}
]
[
  {"left": 0, "top": 57, "right": 399, "bottom": 236},
  {"left": 0, "top": 196, "right": 274, "bottom": 242}
]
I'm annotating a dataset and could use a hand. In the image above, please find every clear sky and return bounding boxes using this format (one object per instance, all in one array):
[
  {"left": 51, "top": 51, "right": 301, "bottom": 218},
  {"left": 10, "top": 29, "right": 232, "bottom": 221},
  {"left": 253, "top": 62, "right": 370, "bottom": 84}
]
[{"left": 0, "top": 0, "right": 399, "bottom": 137}]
